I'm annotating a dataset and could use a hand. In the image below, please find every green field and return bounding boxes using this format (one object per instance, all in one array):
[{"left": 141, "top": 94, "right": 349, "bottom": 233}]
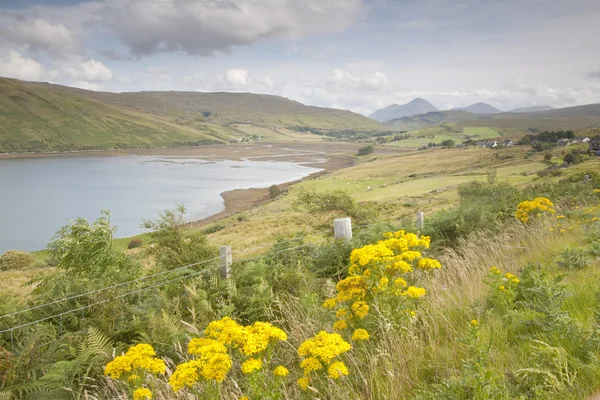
[{"left": 462, "top": 126, "right": 501, "bottom": 139}]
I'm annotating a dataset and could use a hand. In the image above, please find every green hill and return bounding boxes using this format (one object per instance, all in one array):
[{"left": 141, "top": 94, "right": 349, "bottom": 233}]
[
  {"left": 0, "top": 77, "right": 383, "bottom": 153},
  {"left": 385, "top": 110, "right": 477, "bottom": 131}
]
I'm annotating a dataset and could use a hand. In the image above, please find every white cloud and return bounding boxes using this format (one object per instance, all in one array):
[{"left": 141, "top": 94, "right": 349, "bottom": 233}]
[
  {"left": 100, "top": 0, "right": 366, "bottom": 56},
  {"left": 225, "top": 69, "right": 249, "bottom": 87},
  {"left": 0, "top": 50, "right": 53, "bottom": 81},
  {"left": 70, "top": 80, "right": 101, "bottom": 91},
  {"left": 64, "top": 59, "right": 113, "bottom": 82},
  {"left": 0, "top": 16, "right": 79, "bottom": 55}
]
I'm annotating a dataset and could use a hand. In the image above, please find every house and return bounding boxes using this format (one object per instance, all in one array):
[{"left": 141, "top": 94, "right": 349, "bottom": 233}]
[
  {"left": 485, "top": 141, "right": 499, "bottom": 148},
  {"left": 558, "top": 138, "right": 571, "bottom": 147},
  {"left": 502, "top": 140, "right": 514, "bottom": 147},
  {"left": 476, "top": 140, "right": 487, "bottom": 147},
  {"left": 572, "top": 136, "right": 590, "bottom": 144},
  {"left": 589, "top": 135, "right": 600, "bottom": 155}
]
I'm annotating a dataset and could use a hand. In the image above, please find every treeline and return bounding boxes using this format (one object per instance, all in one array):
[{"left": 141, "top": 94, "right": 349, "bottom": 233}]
[
  {"left": 290, "top": 126, "right": 396, "bottom": 141},
  {"left": 518, "top": 130, "right": 575, "bottom": 145}
]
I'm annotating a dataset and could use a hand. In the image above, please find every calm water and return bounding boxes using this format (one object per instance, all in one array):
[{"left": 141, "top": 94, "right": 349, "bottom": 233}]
[{"left": 0, "top": 155, "right": 321, "bottom": 253}]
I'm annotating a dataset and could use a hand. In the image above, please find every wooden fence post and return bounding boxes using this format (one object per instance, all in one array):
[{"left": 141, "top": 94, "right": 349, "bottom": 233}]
[
  {"left": 416, "top": 212, "right": 425, "bottom": 230},
  {"left": 220, "top": 246, "right": 232, "bottom": 279},
  {"left": 334, "top": 218, "right": 353, "bottom": 241}
]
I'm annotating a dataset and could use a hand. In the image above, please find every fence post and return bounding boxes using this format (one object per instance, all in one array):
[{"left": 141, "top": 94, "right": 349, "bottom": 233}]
[
  {"left": 219, "top": 246, "right": 232, "bottom": 279},
  {"left": 416, "top": 212, "right": 425, "bottom": 230},
  {"left": 334, "top": 218, "right": 353, "bottom": 241}
]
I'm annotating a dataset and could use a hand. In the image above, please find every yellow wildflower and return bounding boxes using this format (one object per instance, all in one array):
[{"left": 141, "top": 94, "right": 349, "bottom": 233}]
[
  {"left": 241, "top": 358, "right": 262, "bottom": 375},
  {"left": 300, "top": 357, "right": 323, "bottom": 374},
  {"left": 403, "top": 286, "right": 426, "bottom": 298},
  {"left": 560, "top": 229, "right": 566, "bottom": 233},
  {"left": 351, "top": 329, "right": 370, "bottom": 341},
  {"left": 336, "top": 308, "right": 349, "bottom": 319},
  {"left": 401, "top": 251, "right": 422, "bottom": 261},
  {"left": 273, "top": 365, "right": 289, "bottom": 377},
  {"left": 322, "top": 298, "right": 337, "bottom": 310},
  {"left": 298, "top": 331, "right": 352, "bottom": 364},
  {"left": 470, "top": 319, "right": 479, "bottom": 327},
  {"left": 104, "top": 344, "right": 166, "bottom": 379},
  {"left": 377, "top": 277, "right": 389, "bottom": 291},
  {"left": 417, "top": 257, "right": 442, "bottom": 270},
  {"left": 490, "top": 266, "right": 501, "bottom": 275},
  {"left": 327, "top": 361, "right": 349, "bottom": 379},
  {"left": 297, "top": 376, "right": 310, "bottom": 390},
  {"left": 333, "top": 320, "right": 348, "bottom": 331},
  {"left": 499, "top": 285, "right": 506, "bottom": 291},
  {"left": 133, "top": 388, "right": 152, "bottom": 400},
  {"left": 351, "top": 301, "right": 369, "bottom": 319},
  {"left": 239, "top": 397, "right": 250, "bottom": 400},
  {"left": 556, "top": 215, "right": 565, "bottom": 219}
]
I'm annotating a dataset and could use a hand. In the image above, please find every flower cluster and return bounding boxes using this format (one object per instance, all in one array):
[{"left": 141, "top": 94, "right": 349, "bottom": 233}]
[
  {"left": 515, "top": 197, "right": 555, "bottom": 223},
  {"left": 169, "top": 338, "right": 232, "bottom": 391},
  {"left": 169, "top": 317, "right": 288, "bottom": 396},
  {"left": 297, "top": 331, "right": 352, "bottom": 389},
  {"left": 104, "top": 344, "right": 166, "bottom": 399},
  {"left": 323, "top": 230, "right": 440, "bottom": 341}
]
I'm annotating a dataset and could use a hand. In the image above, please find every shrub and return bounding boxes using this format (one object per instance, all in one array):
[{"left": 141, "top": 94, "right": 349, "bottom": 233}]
[
  {"left": 564, "top": 152, "right": 580, "bottom": 165},
  {"left": 127, "top": 238, "right": 142, "bottom": 249},
  {"left": 293, "top": 188, "right": 370, "bottom": 222},
  {"left": 557, "top": 247, "right": 589, "bottom": 270},
  {"left": 544, "top": 153, "right": 553, "bottom": 162},
  {"left": 357, "top": 144, "right": 374, "bottom": 156},
  {"left": 203, "top": 224, "right": 226, "bottom": 235},
  {"left": 0, "top": 250, "right": 36, "bottom": 271},
  {"left": 269, "top": 184, "right": 282, "bottom": 199}
]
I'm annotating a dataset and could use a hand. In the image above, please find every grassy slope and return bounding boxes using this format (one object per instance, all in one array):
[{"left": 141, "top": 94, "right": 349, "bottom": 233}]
[
  {"left": 0, "top": 77, "right": 384, "bottom": 153},
  {"left": 0, "top": 77, "right": 233, "bottom": 153},
  {"left": 385, "top": 110, "right": 477, "bottom": 131}
]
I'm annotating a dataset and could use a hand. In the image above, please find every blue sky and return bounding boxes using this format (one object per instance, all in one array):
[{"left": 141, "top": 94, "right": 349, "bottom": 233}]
[{"left": 1, "top": 0, "right": 599, "bottom": 115}]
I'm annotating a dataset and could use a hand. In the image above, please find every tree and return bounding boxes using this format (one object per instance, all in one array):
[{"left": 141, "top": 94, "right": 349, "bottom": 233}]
[
  {"left": 269, "top": 184, "right": 282, "bottom": 199},
  {"left": 357, "top": 144, "right": 374, "bottom": 156},
  {"left": 142, "top": 204, "right": 217, "bottom": 270},
  {"left": 441, "top": 139, "right": 456, "bottom": 148},
  {"left": 564, "top": 152, "right": 581, "bottom": 165},
  {"left": 544, "top": 153, "right": 553, "bottom": 162}
]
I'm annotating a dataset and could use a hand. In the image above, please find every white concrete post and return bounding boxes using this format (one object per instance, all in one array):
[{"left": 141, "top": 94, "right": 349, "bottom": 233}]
[
  {"left": 334, "top": 218, "right": 353, "bottom": 241},
  {"left": 416, "top": 212, "right": 425, "bottom": 230},
  {"left": 219, "top": 246, "right": 232, "bottom": 279}
]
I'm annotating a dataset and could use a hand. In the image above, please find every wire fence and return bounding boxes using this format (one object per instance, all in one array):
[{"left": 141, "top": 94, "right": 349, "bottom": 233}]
[{"left": 0, "top": 217, "right": 407, "bottom": 347}]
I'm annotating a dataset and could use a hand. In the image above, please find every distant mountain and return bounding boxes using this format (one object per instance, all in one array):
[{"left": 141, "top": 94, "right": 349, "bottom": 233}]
[
  {"left": 454, "top": 102, "right": 502, "bottom": 114},
  {"left": 369, "top": 98, "right": 439, "bottom": 122},
  {"left": 509, "top": 106, "right": 554, "bottom": 113},
  {"left": 385, "top": 110, "right": 477, "bottom": 131}
]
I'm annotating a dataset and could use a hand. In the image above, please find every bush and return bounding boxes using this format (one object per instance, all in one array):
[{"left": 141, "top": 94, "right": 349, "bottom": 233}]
[
  {"left": 564, "top": 152, "right": 581, "bottom": 165},
  {"left": 544, "top": 153, "right": 553, "bottom": 162},
  {"left": 557, "top": 247, "right": 589, "bottom": 270},
  {"left": 357, "top": 144, "right": 374, "bottom": 156},
  {"left": 269, "top": 184, "right": 282, "bottom": 199},
  {"left": 127, "top": 238, "right": 143, "bottom": 249},
  {"left": 293, "top": 188, "right": 370, "bottom": 222},
  {"left": 0, "top": 250, "right": 36, "bottom": 271}
]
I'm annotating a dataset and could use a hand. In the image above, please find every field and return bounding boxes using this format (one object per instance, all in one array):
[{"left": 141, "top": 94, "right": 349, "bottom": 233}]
[{"left": 2, "top": 139, "right": 600, "bottom": 399}]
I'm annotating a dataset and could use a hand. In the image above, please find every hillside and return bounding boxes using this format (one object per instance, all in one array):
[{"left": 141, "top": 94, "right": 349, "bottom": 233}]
[
  {"left": 454, "top": 102, "right": 502, "bottom": 114},
  {"left": 459, "top": 103, "right": 600, "bottom": 130},
  {"left": 385, "top": 110, "right": 477, "bottom": 131},
  {"left": 369, "top": 98, "right": 439, "bottom": 123},
  {"left": 0, "top": 77, "right": 383, "bottom": 153},
  {"left": 0, "top": 77, "right": 234, "bottom": 153},
  {"left": 509, "top": 105, "right": 554, "bottom": 113}
]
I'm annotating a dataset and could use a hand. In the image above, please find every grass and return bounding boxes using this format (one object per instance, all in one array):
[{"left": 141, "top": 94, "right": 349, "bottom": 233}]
[{"left": 462, "top": 126, "right": 501, "bottom": 140}]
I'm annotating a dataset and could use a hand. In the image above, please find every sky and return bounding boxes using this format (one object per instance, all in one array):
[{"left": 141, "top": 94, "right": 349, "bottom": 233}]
[{"left": 1, "top": 0, "right": 599, "bottom": 115}]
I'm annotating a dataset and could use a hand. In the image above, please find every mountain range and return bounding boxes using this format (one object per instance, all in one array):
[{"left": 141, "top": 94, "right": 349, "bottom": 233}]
[{"left": 370, "top": 99, "right": 556, "bottom": 123}]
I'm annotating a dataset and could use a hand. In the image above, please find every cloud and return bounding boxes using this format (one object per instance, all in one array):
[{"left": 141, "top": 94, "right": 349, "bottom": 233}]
[
  {"left": 588, "top": 69, "right": 600, "bottom": 79},
  {"left": 100, "top": 0, "right": 366, "bottom": 56},
  {"left": 0, "top": 16, "right": 79, "bottom": 55},
  {"left": 225, "top": 69, "right": 249, "bottom": 87},
  {"left": 0, "top": 50, "right": 54, "bottom": 81},
  {"left": 64, "top": 59, "right": 113, "bottom": 82},
  {"left": 70, "top": 81, "right": 101, "bottom": 91}
]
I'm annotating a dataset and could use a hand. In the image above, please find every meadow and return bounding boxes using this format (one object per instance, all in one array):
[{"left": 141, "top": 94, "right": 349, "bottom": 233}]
[{"left": 1, "top": 143, "right": 600, "bottom": 400}]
